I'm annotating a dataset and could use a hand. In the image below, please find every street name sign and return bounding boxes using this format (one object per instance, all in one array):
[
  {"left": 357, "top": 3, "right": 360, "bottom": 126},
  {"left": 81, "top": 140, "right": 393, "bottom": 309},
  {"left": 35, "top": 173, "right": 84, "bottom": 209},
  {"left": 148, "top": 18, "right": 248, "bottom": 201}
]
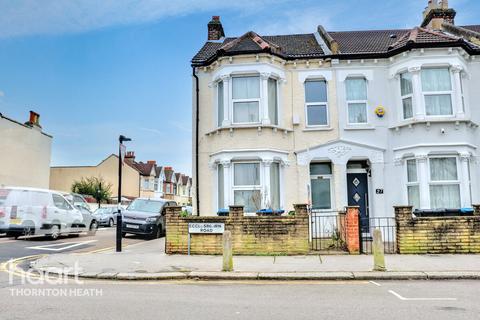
[{"left": 188, "top": 223, "right": 224, "bottom": 234}]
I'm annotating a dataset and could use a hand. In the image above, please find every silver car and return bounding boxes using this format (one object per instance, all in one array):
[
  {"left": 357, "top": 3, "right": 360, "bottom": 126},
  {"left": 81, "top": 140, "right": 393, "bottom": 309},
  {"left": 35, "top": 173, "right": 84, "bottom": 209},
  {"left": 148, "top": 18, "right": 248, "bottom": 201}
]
[{"left": 93, "top": 207, "right": 118, "bottom": 227}]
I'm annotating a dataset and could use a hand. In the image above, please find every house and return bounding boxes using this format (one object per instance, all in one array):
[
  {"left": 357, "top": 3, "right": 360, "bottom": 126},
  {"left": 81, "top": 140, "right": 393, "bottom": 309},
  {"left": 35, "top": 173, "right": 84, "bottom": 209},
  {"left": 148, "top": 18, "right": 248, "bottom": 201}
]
[
  {"left": 50, "top": 154, "right": 141, "bottom": 198},
  {"left": 154, "top": 165, "right": 165, "bottom": 199},
  {"left": 173, "top": 173, "right": 192, "bottom": 206},
  {"left": 191, "top": 1, "right": 480, "bottom": 221},
  {"left": 163, "top": 167, "right": 175, "bottom": 200},
  {"left": 0, "top": 111, "right": 52, "bottom": 189}
]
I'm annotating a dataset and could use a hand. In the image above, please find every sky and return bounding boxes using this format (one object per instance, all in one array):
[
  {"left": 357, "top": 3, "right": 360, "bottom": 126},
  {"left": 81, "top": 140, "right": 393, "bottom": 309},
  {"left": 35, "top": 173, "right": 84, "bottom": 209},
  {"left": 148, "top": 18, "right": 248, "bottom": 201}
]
[{"left": 0, "top": 0, "right": 479, "bottom": 175}]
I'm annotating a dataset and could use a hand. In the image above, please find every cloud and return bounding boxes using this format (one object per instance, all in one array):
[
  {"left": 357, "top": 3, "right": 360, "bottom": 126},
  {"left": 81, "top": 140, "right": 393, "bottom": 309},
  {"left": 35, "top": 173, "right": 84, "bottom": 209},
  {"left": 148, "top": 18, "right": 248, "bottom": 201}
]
[
  {"left": 0, "top": 90, "right": 4, "bottom": 97},
  {"left": 0, "top": 0, "right": 281, "bottom": 38},
  {"left": 139, "top": 127, "right": 163, "bottom": 136},
  {"left": 169, "top": 120, "right": 191, "bottom": 133}
]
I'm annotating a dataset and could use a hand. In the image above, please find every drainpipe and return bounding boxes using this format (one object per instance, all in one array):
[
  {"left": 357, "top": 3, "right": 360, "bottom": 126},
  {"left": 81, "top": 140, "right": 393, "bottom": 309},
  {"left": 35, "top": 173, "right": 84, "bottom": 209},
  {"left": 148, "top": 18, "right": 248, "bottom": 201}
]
[{"left": 193, "top": 66, "right": 200, "bottom": 216}]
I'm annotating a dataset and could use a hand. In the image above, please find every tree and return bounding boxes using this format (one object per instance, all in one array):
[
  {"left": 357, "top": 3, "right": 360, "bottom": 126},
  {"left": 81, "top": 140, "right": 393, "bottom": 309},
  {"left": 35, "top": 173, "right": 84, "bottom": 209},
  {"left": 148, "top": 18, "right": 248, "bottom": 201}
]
[{"left": 71, "top": 177, "right": 112, "bottom": 208}]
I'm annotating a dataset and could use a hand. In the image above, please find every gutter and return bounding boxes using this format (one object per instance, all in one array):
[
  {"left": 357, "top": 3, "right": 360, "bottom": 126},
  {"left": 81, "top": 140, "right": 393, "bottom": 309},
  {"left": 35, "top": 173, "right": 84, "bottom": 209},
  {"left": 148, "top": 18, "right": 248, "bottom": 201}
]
[{"left": 192, "top": 66, "right": 200, "bottom": 216}]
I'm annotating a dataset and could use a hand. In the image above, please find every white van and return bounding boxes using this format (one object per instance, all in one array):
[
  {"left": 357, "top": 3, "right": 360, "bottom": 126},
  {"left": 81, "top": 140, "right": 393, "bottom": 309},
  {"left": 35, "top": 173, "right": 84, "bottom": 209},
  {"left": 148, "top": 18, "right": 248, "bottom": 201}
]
[{"left": 0, "top": 187, "right": 98, "bottom": 240}]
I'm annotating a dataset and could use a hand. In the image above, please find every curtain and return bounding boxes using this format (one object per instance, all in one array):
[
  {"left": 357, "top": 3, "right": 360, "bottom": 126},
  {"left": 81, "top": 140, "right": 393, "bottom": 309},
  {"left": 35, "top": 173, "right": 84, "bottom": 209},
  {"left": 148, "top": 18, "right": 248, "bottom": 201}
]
[
  {"left": 407, "top": 185, "right": 420, "bottom": 209},
  {"left": 400, "top": 73, "right": 413, "bottom": 96},
  {"left": 218, "top": 164, "right": 224, "bottom": 209},
  {"left": 402, "top": 97, "right": 413, "bottom": 119},
  {"left": 421, "top": 68, "right": 451, "bottom": 92},
  {"left": 430, "top": 185, "right": 461, "bottom": 209},
  {"left": 311, "top": 178, "right": 331, "bottom": 209},
  {"left": 234, "top": 163, "right": 260, "bottom": 186},
  {"left": 425, "top": 94, "right": 452, "bottom": 115},
  {"left": 232, "top": 76, "right": 260, "bottom": 99},
  {"left": 407, "top": 159, "right": 417, "bottom": 182},
  {"left": 348, "top": 103, "right": 367, "bottom": 123},
  {"left": 270, "top": 163, "right": 280, "bottom": 210},
  {"left": 268, "top": 78, "right": 278, "bottom": 125},
  {"left": 430, "top": 158, "right": 458, "bottom": 181},
  {"left": 217, "top": 81, "right": 224, "bottom": 126},
  {"left": 305, "top": 80, "right": 327, "bottom": 103},
  {"left": 234, "top": 190, "right": 261, "bottom": 213},
  {"left": 307, "top": 105, "right": 327, "bottom": 126},
  {"left": 346, "top": 78, "right": 367, "bottom": 100},
  {"left": 233, "top": 102, "right": 259, "bottom": 123}
]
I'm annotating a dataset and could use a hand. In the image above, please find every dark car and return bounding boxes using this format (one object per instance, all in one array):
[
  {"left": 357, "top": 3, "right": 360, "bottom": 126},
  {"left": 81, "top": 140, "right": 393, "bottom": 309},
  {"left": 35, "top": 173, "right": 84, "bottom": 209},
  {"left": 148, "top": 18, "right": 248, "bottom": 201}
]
[{"left": 121, "top": 198, "right": 176, "bottom": 239}]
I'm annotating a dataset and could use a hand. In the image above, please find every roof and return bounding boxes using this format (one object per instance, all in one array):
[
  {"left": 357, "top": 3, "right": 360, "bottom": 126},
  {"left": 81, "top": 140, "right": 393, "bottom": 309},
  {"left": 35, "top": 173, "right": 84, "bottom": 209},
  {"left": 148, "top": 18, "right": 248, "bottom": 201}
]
[
  {"left": 182, "top": 175, "right": 190, "bottom": 185},
  {"left": 155, "top": 166, "right": 163, "bottom": 178},
  {"left": 175, "top": 173, "right": 182, "bottom": 184},
  {"left": 192, "top": 24, "right": 480, "bottom": 65},
  {"left": 133, "top": 162, "right": 155, "bottom": 176},
  {"left": 164, "top": 169, "right": 174, "bottom": 183},
  {"left": 0, "top": 112, "right": 53, "bottom": 138}
]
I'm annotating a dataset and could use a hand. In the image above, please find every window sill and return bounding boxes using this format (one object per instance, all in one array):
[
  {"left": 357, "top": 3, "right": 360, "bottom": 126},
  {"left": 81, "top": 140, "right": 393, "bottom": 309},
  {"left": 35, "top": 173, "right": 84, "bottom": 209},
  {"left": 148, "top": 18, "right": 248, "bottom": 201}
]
[
  {"left": 303, "top": 126, "right": 333, "bottom": 132},
  {"left": 343, "top": 125, "right": 375, "bottom": 131},
  {"left": 390, "top": 118, "right": 479, "bottom": 130},
  {"left": 206, "top": 125, "right": 293, "bottom": 136}
]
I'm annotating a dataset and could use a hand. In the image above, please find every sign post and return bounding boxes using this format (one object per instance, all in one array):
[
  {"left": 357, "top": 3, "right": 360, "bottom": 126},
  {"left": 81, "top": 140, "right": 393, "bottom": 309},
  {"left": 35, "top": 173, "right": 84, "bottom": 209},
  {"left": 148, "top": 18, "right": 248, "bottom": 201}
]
[
  {"left": 187, "top": 222, "right": 225, "bottom": 255},
  {"left": 117, "top": 135, "right": 131, "bottom": 253}
]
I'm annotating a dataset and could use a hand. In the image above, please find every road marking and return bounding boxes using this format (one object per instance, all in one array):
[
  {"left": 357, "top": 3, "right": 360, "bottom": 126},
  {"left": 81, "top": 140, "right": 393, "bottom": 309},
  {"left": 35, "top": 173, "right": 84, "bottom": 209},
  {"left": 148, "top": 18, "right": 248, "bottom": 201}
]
[
  {"left": 369, "top": 280, "right": 381, "bottom": 286},
  {"left": 388, "top": 290, "right": 457, "bottom": 301},
  {"left": 26, "top": 240, "right": 98, "bottom": 252},
  {"left": 96, "top": 228, "right": 114, "bottom": 232},
  {"left": 0, "top": 239, "right": 17, "bottom": 245}
]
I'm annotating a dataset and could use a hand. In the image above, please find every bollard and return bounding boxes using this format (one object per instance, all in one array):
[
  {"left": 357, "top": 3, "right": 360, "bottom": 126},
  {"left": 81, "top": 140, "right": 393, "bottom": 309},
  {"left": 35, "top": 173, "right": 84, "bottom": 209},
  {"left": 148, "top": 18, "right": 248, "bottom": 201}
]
[
  {"left": 222, "top": 231, "right": 233, "bottom": 272},
  {"left": 372, "top": 229, "right": 386, "bottom": 271}
]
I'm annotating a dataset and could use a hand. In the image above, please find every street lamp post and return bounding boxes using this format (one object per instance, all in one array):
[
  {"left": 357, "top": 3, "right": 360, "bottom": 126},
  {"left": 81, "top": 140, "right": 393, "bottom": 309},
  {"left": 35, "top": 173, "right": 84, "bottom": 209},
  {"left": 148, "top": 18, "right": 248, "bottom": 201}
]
[{"left": 117, "top": 135, "right": 131, "bottom": 252}]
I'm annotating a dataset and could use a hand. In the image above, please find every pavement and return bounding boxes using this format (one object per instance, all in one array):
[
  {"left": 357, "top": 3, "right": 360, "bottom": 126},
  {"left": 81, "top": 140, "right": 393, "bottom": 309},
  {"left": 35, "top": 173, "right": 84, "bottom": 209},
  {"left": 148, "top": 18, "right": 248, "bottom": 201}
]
[{"left": 28, "top": 238, "right": 480, "bottom": 281}]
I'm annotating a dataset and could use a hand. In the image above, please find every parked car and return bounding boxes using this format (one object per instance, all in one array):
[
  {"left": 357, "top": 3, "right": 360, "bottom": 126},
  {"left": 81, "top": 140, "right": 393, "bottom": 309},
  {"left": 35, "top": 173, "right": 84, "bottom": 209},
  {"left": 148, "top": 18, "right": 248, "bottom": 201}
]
[
  {"left": 121, "top": 198, "right": 176, "bottom": 239},
  {"left": 0, "top": 187, "right": 98, "bottom": 240},
  {"left": 93, "top": 207, "right": 118, "bottom": 227}
]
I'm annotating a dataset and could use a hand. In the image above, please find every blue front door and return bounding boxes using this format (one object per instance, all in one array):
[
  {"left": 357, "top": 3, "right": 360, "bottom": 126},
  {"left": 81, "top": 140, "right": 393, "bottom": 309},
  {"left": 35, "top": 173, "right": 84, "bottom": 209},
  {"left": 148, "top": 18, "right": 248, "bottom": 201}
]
[{"left": 347, "top": 173, "right": 369, "bottom": 232}]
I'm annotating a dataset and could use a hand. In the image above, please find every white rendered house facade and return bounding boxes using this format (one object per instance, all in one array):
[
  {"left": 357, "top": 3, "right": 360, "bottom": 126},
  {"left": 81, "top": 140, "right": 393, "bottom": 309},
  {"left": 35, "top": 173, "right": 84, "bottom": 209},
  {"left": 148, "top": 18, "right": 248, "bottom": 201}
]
[{"left": 191, "top": 6, "right": 480, "bottom": 219}]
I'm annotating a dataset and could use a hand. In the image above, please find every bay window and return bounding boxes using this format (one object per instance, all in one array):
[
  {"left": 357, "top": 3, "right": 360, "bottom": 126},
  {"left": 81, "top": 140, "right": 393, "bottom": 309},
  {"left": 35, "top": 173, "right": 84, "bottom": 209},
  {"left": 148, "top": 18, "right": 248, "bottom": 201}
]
[
  {"left": 217, "top": 164, "right": 224, "bottom": 209},
  {"left": 429, "top": 157, "right": 460, "bottom": 209},
  {"left": 269, "top": 162, "right": 280, "bottom": 210},
  {"left": 400, "top": 72, "right": 413, "bottom": 120},
  {"left": 346, "top": 78, "right": 368, "bottom": 124},
  {"left": 305, "top": 80, "right": 328, "bottom": 126},
  {"left": 232, "top": 76, "right": 260, "bottom": 124},
  {"left": 233, "top": 162, "right": 261, "bottom": 213},
  {"left": 421, "top": 68, "right": 453, "bottom": 116},
  {"left": 406, "top": 159, "right": 420, "bottom": 209},
  {"left": 310, "top": 163, "right": 332, "bottom": 210}
]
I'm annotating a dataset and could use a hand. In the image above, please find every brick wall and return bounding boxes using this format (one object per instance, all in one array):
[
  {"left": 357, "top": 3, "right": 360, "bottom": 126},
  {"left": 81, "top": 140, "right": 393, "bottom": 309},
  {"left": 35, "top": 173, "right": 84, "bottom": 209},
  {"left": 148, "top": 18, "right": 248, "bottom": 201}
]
[
  {"left": 165, "top": 204, "right": 309, "bottom": 255},
  {"left": 395, "top": 206, "right": 480, "bottom": 254},
  {"left": 344, "top": 206, "right": 360, "bottom": 254}
]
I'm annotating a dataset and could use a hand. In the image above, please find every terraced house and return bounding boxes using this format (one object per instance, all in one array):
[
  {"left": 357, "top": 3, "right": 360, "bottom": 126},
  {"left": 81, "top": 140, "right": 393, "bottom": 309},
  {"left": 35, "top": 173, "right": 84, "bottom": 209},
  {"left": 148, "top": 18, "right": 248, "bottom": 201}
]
[{"left": 191, "top": 0, "right": 480, "bottom": 227}]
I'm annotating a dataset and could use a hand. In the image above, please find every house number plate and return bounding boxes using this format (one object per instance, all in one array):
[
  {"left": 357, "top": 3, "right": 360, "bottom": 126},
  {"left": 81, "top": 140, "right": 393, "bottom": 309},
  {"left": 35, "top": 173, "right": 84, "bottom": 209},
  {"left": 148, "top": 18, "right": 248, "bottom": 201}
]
[{"left": 188, "top": 223, "right": 225, "bottom": 234}]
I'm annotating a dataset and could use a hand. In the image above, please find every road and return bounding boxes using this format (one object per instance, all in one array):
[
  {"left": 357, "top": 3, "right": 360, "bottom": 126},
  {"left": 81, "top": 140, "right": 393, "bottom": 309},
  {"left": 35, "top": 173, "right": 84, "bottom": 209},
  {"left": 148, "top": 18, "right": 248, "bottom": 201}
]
[
  {"left": 0, "top": 230, "right": 479, "bottom": 320},
  {"left": 0, "top": 279, "right": 479, "bottom": 320}
]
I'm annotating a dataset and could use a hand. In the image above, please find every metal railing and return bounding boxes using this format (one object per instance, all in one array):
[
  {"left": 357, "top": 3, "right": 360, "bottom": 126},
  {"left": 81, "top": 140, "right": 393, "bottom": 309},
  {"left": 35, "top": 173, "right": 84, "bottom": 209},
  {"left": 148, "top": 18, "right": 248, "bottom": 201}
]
[
  {"left": 359, "top": 217, "right": 396, "bottom": 254},
  {"left": 310, "top": 211, "right": 347, "bottom": 251}
]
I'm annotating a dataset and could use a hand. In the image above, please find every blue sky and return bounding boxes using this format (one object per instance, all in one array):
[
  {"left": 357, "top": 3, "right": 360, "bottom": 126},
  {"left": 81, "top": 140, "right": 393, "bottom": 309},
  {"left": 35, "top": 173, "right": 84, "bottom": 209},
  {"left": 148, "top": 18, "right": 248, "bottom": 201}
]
[{"left": 0, "top": 0, "right": 478, "bottom": 175}]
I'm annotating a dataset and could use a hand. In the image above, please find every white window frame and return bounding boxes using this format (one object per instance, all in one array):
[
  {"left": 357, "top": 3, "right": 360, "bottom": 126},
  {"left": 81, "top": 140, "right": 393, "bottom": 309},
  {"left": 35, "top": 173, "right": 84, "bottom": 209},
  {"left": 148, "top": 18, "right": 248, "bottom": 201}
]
[
  {"left": 216, "top": 80, "right": 224, "bottom": 127},
  {"left": 304, "top": 79, "right": 329, "bottom": 128},
  {"left": 345, "top": 77, "right": 369, "bottom": 125},
  {"left": 400, "top": 72, "right": 414, "bottom": 120},
  {"left": 268, "top": 76, "right": 280, "bottom": 126},
  {"left": 231, "top": 161, "right": 263, "bottom": 213},
  {"left": 421, "top": 67, "right": 454, "bottom": 118},
  {"left": 405, "top": 159, "right": 420, "bottom": 208},
  {"left": 427, "top": 155, "right": 461, "bottom": 208},
  {"left": 309, "top": 163, "right": 334, "bottom": 211},
  {"left": 231, "top": 75, "right": 261, "bottom": 125}
]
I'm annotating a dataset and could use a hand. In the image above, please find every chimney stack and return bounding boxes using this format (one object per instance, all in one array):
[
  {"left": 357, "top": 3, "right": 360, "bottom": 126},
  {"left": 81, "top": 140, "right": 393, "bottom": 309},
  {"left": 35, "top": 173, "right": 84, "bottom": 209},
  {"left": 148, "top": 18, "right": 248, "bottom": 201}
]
[
  {"left": 26, "top": 111, "right": 42, "bottom": 129},
  {"left": 208, "top": 16, "right": 225, "bottom": 41},
  {"left": 147, "top": 160, "right": 156, "bottom": 165},
  {"left": 421, "top": 0, "right": 456, "bottom": 29},
  {"left": 124, "top": 151, "right": 135, "bottom": 164}
]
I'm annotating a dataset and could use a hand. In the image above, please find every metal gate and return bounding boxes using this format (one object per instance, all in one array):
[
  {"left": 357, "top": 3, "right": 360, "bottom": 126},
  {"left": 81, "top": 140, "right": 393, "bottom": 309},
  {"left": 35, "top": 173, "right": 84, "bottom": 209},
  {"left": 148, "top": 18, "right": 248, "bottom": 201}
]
[
  {"left": 359, "top": 217, "right": 396, "bottom": 254},
  {"left": 310, "top": 210, "right": 347, "bottom": 251}
]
